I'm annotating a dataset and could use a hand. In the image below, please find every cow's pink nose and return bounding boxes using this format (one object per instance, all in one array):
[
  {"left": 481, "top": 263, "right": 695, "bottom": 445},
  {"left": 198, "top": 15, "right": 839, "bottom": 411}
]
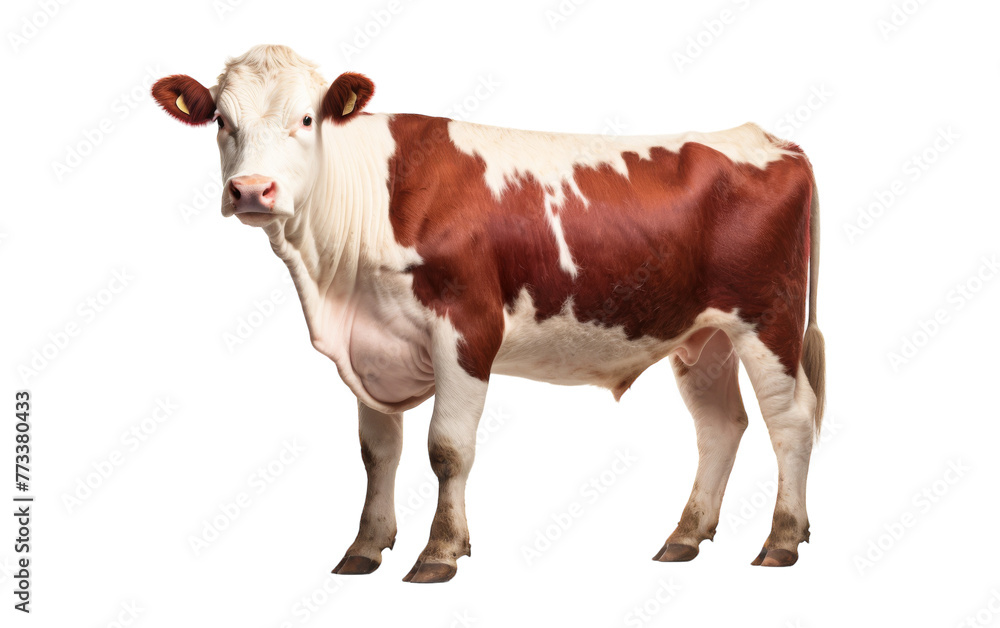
[{"left": 228, "top": 175, "right": 277, "bottom": 212}]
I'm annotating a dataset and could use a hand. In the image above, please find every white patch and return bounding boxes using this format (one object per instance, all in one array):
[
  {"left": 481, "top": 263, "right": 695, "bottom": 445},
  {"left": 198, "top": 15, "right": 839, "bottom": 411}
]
[
  {"left": 495, "top": 292, "right": 739, "bottom": 393},
  {"left": 447, "top": 120, "right": 796, "bottom": 277},
  {"left": 427, "top": 318, "right": 491, "bottom": 455},
  {"left": 419, "top": 316, "right": 489, "bottom": 564},
  {"left": 727, "top": 317, "right": 816, "bottom": 539},
  {"left": 209, "top": 47, "right": 432, "bottom": 415},
  {"left": 267, "top": 112, "right": 432, "bottom": 414},
  {"left": 542, "top": 184, "right": 579, "bottom": 277},
  {"left": 493, "top": 289, "right": 661, "bottom": 389},
  {"left": 666, "top": 330, "right": 747, "bottom": 545},
  {"left": 447, "top": 119, "right": 793, "bottom": 197},
  {"left": 348, "top": 402, "right": 403, "bottom": 562},
  {"left": 214, "top": 46, "right": 330, "bottom": 219}
]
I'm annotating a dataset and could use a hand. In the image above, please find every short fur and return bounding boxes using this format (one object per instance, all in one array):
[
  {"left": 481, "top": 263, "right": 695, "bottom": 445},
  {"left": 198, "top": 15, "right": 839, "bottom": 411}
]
[
  {"left": 322, "top": 72, "right": 375, "bottom": 124},
  {"left": 151, "top": 75, "right": 215, "bottom": 125}
]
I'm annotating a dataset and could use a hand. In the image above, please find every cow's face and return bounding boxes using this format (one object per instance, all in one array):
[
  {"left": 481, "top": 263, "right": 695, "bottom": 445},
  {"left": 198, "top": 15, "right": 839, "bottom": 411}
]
[{"left": 152, "top": 45, "right": 374, "bottom": 227}]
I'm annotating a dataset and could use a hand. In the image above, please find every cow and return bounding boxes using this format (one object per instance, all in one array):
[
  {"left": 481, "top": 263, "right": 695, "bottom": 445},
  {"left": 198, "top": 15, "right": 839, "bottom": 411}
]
[{"left": 152, "top": 44, "right": 825, "bottom": 583}]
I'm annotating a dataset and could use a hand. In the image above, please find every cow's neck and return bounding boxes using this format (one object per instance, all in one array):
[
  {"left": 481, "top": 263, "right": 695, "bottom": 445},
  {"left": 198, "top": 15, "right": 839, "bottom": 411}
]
[{"left": 260, "top": 113, "right": 413, "bottom": 350}]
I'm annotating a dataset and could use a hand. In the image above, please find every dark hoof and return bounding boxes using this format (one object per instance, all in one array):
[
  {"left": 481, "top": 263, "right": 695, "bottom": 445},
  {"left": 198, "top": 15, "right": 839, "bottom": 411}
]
[
  {"left": 332, "top": 555, "right": 379, "bottom": 575},
  {"left": 653, "top": 543, "right": 699, "bottom": 562},
  {"left": 761, "top": 548, "right": 798, "bottom": 567},
  {"left": 402, "top": 561, "right": 457, "bottom": 583},
  {"left": 751, "top": 547, "right": 798, "bottom": 567}
]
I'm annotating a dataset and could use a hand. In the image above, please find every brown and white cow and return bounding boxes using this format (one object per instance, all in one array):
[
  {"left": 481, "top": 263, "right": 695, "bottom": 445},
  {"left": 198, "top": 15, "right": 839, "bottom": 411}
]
[{"left": 153, "top": 45, "right": 825, "bottom": 583}]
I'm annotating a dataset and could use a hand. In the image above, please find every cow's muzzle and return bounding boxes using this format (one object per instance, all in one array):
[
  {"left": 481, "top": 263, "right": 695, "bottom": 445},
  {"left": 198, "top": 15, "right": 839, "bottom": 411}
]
[{"left": 228, "top": 175, "right": 278, "bottom": 214}]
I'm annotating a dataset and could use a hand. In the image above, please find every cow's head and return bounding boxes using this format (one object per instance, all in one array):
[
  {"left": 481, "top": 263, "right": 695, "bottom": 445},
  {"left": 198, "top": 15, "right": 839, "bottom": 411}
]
[{"left": 152, "top": 45, "right": 374, "bottom": 227}]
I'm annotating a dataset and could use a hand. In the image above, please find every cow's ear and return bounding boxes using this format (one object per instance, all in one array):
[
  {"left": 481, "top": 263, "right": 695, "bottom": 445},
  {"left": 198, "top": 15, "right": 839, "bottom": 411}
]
[
  {"left": 322, "top": 72, "right": 374, "bottom": 124},
  {"left": 151, "top": 75, "right": 216, "bottom": 126}
]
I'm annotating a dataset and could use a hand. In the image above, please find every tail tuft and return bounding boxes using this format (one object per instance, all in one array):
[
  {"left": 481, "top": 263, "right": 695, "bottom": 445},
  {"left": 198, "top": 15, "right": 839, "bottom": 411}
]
[{"left": 802, "top": 322, "right": 826, "bottom": 437}]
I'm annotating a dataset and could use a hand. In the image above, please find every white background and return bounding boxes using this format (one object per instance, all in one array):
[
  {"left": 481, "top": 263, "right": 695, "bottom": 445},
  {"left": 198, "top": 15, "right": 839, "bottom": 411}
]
[{"left": 2, "top": 0, "right": 999, "bottom": 626}]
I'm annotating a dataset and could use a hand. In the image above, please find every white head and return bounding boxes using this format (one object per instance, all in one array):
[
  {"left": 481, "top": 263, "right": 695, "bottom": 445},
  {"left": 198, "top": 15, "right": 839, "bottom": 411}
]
[{"left": 152, "top": 45, "right": 375, "bottom": 227}]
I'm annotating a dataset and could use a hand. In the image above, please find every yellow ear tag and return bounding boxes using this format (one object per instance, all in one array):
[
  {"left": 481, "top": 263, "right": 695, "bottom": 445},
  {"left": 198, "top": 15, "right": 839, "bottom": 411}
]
[
  {"left": 175, "top": 93, "right": 190, "bottom": 116},
  {"left": 342, "top": 91, "right": 357, "bottom": 116}
]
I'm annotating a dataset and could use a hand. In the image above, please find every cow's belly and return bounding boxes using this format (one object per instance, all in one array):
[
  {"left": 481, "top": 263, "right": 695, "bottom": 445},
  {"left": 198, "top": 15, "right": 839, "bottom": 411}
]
[{"left": 492, "top": 290, "right": 675, "bottom": 393}]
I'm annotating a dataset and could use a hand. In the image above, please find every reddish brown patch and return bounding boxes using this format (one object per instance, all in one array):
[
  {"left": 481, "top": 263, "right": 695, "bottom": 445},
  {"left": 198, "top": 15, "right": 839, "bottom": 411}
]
[
  {"left": 151, "top": 75, "right": 216, "bottom": 126},
  {"left": 386, "top": 115, "right": 813, "bottom": 381},
  {"left": 322, "top": 72, "right": 374, "bottom": 125}
]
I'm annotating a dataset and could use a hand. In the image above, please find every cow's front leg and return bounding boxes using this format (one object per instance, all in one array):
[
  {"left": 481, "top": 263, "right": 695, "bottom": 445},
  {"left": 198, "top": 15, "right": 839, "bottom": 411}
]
[
  {"left": 333, "top": 402, "right": 403, "bottom": 575},
  {"left": 403, "top": 330, "right": 492, "bottom": 584}
]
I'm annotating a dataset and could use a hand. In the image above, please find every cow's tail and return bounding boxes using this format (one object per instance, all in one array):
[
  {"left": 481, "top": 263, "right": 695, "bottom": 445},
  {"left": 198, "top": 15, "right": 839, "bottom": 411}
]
[{"left": 801, "top": 177, "right": 826, "bottom": 439}]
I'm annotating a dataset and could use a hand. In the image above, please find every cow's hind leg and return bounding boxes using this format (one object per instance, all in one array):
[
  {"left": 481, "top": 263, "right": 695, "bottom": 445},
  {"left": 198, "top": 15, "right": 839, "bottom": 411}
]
[
  {"left": 655, "top": 329, "right": 748, "bottom": 562},
  {"left": 732, "top": 331, "right": 817, "bottom": 567},
  {"left": 333, "top": 402, "right": 403, "bottom": 575}
]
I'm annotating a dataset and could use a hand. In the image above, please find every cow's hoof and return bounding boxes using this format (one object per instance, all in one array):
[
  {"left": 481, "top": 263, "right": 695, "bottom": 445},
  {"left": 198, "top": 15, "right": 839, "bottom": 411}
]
[
  {"left": 751, "top": 547, "right": 798, "bottom": 567},
  {"left": 332, "top": 555, "right": 379, "bottom": 575},
  {"left": 402, "top": 561, "right": 457, "bottom": 583},
  {"left": 653, "top": 543, "right": 699, "bottom": 562}
]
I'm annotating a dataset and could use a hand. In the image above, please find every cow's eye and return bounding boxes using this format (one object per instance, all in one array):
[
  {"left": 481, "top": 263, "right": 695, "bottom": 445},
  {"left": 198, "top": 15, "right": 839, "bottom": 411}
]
[
  {"left": 302, "top": 115, "right": 312, "bottom": 127},
  {"left": 216, "top": 117, "right": 224, "bottom": 130}
]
